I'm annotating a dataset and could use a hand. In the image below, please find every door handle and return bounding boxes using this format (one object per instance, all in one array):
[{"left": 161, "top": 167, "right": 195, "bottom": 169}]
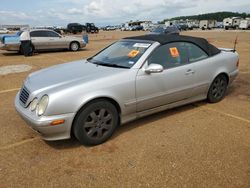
[{"left": 185, "top": 69, "right": 195, "bottom": 75}]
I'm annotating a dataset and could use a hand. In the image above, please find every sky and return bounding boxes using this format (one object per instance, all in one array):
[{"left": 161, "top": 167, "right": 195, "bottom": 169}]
[{"left": 0, "top": 0, "right": 249, "bottom": 27}]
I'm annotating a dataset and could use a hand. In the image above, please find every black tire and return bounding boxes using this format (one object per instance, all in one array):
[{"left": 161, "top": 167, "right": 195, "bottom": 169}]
[
  {"left": 19, "top": 44, "right": 34, "bottom": 55},
  {"left": 70, "top": 42, "right": 80, "bottom": 51},
  {"left": 73, "top": 100, "right": 119, "bottom": 146},
  {"left": 19, "top": 46, "right": 24, "bottom": 55},
  {"left": 207, "top": 74, "right": 228, "bottom": 103},
  {"left": 30, "top": 45, "right": 34, "bottom": 55}
]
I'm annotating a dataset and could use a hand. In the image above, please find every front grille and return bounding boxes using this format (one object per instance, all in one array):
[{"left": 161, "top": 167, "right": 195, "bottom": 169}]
[{"left": 19, "top": 86, "right": 30, "bottom": 105}]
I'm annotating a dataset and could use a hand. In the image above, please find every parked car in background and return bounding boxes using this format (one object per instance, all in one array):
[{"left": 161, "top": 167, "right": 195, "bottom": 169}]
[
  {"left": 15, "top": 34, "right": 239, "bottom": 146},
  {"left": 0, "top": 28, "right": 10, "bottom": 34},
  {"left": 0, "top": 29, "right": 88, "bottom": 53},
  {"left": 131, "top": 25, "right": 143, "bottom": 31},
  {"left": 103, "top": 26, "right": 117, "bottom": 31},
  {"left": 150, "top": 26, "right": 180, "bottom": 35},
  {"left": 177, "top": 23, "right": 188, "bottom": 31}
]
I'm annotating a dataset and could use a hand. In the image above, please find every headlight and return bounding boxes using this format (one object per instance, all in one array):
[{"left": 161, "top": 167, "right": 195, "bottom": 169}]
[
  {"left": 30, "top": 98, "right": 38, "bottom": 111},
  {"left": 36, "top": 95, "right": 49, "bottom": 116}
]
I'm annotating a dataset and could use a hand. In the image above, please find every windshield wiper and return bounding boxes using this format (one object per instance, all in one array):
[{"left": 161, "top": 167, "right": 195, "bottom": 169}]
[{"left": 93, "top": 62, "right": 129, "bottom": 69}]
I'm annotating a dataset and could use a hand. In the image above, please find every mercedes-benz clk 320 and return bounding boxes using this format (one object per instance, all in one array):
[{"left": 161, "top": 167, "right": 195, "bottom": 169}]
[{"left": 15, "top": 34, "right": 239, "bottom": 146}]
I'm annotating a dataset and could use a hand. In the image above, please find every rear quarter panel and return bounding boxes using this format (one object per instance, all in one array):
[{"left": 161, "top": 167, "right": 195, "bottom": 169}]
[{"left": 192, "top": 51, "right": 239, "bottom": 96}]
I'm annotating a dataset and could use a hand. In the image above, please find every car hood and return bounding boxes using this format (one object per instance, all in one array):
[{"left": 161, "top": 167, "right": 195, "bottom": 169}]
[{"left": 25, "top": 60, "right": 127, "bottom": 93}]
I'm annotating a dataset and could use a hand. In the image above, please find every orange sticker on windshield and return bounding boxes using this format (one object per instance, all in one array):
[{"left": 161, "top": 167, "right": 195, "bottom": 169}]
[
  {"left": 169, "top": 47, "right": 179, "bottom": 57},
  {"left": 128, "top": 50, "right": 139, "bottom": 58}
]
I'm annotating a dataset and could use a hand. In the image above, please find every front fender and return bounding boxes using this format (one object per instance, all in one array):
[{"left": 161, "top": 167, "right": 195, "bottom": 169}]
[{"left": 44, "top": 71, "right": 137, "bottom": 117}]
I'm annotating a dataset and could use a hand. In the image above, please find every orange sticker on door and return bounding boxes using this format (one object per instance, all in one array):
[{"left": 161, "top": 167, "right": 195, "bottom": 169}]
[
  {"left": 169, "top": 47, "right": 179, "bottom": 57},
  {"left": 128, "top": 50, "right": 139, "bottom": 58}
]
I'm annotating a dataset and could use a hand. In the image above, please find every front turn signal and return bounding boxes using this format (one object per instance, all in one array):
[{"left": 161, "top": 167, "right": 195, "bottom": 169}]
[{"left": 50, "top": 119, "right": 65, "bottom": 126}]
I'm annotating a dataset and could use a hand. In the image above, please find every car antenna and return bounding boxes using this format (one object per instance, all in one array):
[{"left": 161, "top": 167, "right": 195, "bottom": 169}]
[{"left": 233, "top": 35, "right": 238, "bottom": 52}]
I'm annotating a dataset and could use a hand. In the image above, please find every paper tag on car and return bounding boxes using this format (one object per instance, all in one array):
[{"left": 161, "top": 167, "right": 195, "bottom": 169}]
[
  {"left": 133, "top": 43, "right": 151, "bottom": 48},
  {"left": 128, "top": 50, "right": 140, "bottom": 58},
  {"left": 169, "top": 47, "right": 180, "bottom": 57}
]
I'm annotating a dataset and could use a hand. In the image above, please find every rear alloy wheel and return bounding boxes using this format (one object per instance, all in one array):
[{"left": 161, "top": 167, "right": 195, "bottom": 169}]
[
  {"left": 70, "top": 42, "right": 79, "bottom": 51},
  {"left": 207, "top": 74, "right": 228, "bottom": 103},
  {"left": 73, "top": 100, "right": 119, "bottom": 146}
]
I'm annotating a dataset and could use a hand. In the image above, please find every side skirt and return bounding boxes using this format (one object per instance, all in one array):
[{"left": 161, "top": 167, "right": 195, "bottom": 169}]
[{"left": 121, "top": 94, "right": 206, "bottom": 125}]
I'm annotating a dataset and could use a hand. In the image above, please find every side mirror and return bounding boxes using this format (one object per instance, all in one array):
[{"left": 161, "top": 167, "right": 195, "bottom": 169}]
[{"left": 145, "top": 63, "right": 164, "bottom": 74}]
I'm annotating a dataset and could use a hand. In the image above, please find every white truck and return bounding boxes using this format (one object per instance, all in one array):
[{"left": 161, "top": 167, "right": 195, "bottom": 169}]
[{"left": 223, "top": 17, "right": 242, "bottom": 30}]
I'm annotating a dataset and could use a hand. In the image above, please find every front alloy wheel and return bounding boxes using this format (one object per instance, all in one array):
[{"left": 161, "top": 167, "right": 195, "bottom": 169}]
[
  {"left": 73, "top": 100, "right": 119, "bottom": 146},
  {"left": 70, "top": 42, "right": 79, "bottom": 51},
  {"left": 84, "top": 109, "right": 113, "bottom": 139}
]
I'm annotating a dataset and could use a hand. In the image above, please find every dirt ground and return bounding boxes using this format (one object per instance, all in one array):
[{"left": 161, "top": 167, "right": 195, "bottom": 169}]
[{"left": 0, "top": 30, "right": 250, "bottom": 188}]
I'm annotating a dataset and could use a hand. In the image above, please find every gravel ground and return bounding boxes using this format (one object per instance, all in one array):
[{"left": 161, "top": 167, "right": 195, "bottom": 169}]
[{"left": 0, "top": 30, "right": 249, "bottom": 188}]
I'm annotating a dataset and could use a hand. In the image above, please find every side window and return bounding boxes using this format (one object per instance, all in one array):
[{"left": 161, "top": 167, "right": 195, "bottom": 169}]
[
  {"left": 46, "top": 31, "right": 59, "bottom": 37},
  {"left": 185, "top": 43, "right": 208, "bottom": 62},
  {"left": 147, "top": 42, "right": 188, "bottom": 69},
  {"left": 30, "top": 31, "right": 47, "bottom": 37}
]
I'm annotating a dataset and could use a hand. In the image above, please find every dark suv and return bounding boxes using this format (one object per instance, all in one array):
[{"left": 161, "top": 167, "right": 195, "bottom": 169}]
[
  {"left": 86, "top": 23, "right": 99, "bottom": 33},
  {"left": 67, "top": 23, "right": 85, "bottom": 34}
]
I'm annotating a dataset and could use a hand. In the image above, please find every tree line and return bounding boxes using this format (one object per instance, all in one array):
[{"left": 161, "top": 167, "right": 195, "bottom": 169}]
[{"left": 161, "top": 11, "right": 250, "bottom": 23}]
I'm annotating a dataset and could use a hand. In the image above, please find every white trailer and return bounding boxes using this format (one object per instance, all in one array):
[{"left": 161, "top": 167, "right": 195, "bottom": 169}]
[
  {"left": 199, "top": 20, "right": 216, "bottom": 30},
  {"left": 141, "top": 21, "right": 153, "bottom": 31},
  {"left": 165, "top": 20, "right": 179, "bottom": 27},
  {"left": 239, "top": 18, "right": 250, "bottom": 30},
  {"left": 223, "top": 17, "right": 242, "bottom": 30}
]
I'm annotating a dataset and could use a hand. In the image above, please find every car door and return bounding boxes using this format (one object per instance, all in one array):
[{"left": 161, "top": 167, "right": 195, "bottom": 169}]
[
  {"left": 185, "top": 42, "right": 210, "bottom": 96},
  {"left": 30, "top": 30, "right": 49, "bottom": 50},
  {"left": 46, "top": 31, "right": 67, "bottom": 49},
  {"left": 136, "top": 42, "right": 196, "bottom": 112}
]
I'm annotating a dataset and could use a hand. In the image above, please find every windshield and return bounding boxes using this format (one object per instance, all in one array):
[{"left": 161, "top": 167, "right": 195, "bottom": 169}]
[{"left": 88, "top": 40, "right": 152, "bottom": 68}]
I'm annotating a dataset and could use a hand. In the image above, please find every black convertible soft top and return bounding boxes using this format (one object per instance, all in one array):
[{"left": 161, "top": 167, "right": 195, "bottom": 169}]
[{"left": 124, "top": 34, "right": 221, "bottom": 57}]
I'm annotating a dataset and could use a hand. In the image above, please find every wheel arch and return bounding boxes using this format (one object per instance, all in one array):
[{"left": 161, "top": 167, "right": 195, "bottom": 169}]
[
  {"left": 69, "top": 40, "right": 80, "bottom": 50},
  {"left": 71, "top": 96, "right": 122, "bottom": 137},
  {"left": 19, "top": 43, "right": 35, "bottom": 54},
  {"left": 212, "top": 72, "right": 229, "bottom": 84}
]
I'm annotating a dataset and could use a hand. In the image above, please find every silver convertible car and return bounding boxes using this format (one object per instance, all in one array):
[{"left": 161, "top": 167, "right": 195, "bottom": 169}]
[
  {"left": 0, "top": 29, "right": 87, "bottom": 53},
  {"left": 15, "top": 34, "right": 239, "bottom": 145}
]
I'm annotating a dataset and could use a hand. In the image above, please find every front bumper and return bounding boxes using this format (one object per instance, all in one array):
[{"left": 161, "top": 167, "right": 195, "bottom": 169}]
[
  {"left": 15, "top": 93, "right": 75, "bottom": 141},
  {"left": 80, "top": 42, "right": 87, "bottom": 48}
]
